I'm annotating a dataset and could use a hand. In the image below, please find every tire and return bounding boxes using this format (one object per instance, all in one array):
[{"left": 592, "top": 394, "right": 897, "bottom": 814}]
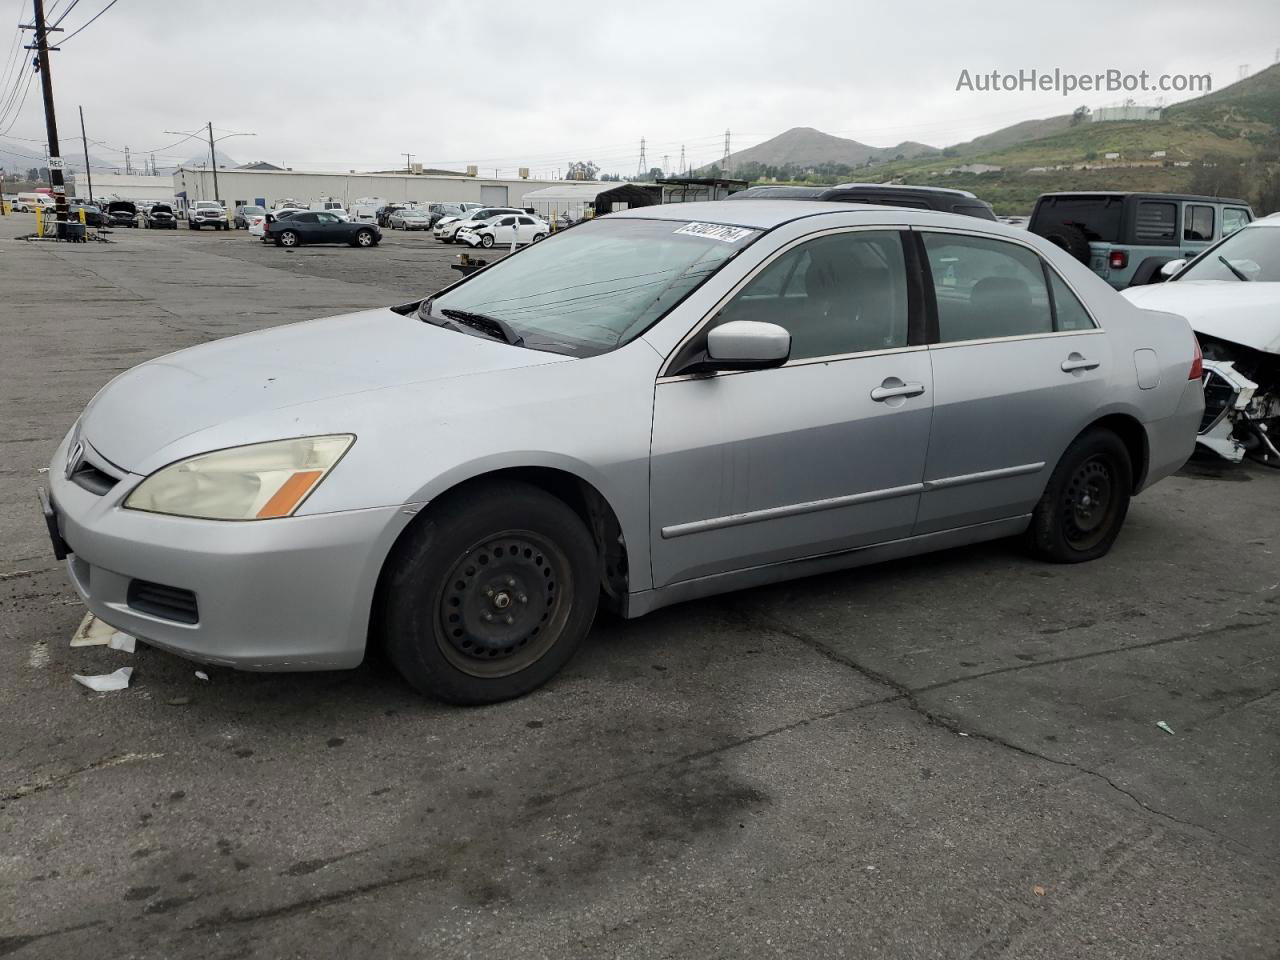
[
  {"left": 1040, "top": 224, "right": 1091, "bottom": 264},
  {"left": 480, "top": 234, "right": 495, "bottom": 248},
  {"left": 1026, "top": 429, "right": 1133, "bottom": 563},
  {"left": 353, "top": 229, "right": 375, "bottom": 247},
  {"left": 277, "top": 230, "right": 299, "bottom": 247},
  {"left": 189, "top": 223, "right": 199, "bottom": 230},
  {"left": 441, "top": 235, "right": 454, "bottom": 244},
  {"left": 381, "top": 481, "right": 599, "bottom": 704},
  {"left": 531, "top": 233, "right": 546, "bottom": 243}
]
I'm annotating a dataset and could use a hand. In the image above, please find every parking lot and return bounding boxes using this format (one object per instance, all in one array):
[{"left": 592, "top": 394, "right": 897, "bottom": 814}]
[{"left": 2, "top": 222, "right": 1278, "bottom": 959}]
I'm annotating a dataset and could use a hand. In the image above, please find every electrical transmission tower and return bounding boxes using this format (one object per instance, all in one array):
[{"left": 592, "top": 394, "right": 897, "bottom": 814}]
[
  {"left": 661, "top": 154, "right": 670, "bottom": 177},
  {"left": 678, "top": 145, "right": 686, "bottom": 176},
  {"left": 1239, "top": 64, "right": 1250, "bottom": 80},
  {"left": 124, "top": 146, "right": 133, "bottom": 175},
  {"left": 721, "top": 129, "right": 731, "bottom": 176},
  {"left": 636, "top": 137, "right": 647, "bottom": 177}
]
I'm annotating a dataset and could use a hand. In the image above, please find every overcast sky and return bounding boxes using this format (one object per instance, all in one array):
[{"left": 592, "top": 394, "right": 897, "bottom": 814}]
[{"left": 1, "top": 0, "right": 1276, "bottom": 177}]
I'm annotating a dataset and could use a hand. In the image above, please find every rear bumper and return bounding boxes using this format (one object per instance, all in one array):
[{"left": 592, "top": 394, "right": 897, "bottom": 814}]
[
  {"left": 1141, "top": 377, "right": 1205, "bottom": 489},
  {"left": 47, "top": 433, "right": 415, "bottom": 671}
]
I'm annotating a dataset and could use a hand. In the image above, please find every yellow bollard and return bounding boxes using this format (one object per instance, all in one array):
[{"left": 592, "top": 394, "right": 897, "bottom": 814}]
[
  {"left": 36, "top": 209, "right": 44, "bottom": 237},
  {"left": 79, "top": 207, "right": 86, "bottom": 225}
]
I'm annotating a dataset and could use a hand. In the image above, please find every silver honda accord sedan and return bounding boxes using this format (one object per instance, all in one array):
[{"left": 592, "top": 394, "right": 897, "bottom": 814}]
[{"left": 42, "top": 201, "right": 1204, "bottom": 703}]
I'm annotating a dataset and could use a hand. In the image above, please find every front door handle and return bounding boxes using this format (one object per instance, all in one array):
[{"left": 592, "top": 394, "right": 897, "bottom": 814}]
[
  {"left": 870, "top": 380, "right": 926, "bottom": 402},
  {"left": 1061, "top": 353, "right": 1100, "bottom": 373}
]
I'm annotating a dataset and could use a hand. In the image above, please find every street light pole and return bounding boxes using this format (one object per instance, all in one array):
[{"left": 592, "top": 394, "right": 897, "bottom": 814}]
[
  {"left": 27, "top": 0, "right": 67, "bottom": 224},
  {"left": 207, "top": 121, "right": 220, "bottom": 204},
  {"left": 79, "top": 105, "right": 93, "bottom": 203}
]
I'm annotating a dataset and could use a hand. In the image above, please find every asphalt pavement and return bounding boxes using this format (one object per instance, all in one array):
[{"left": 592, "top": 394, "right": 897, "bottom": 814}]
[{"left": 1, "top": 219, "right": 1277, "bottom": 959}]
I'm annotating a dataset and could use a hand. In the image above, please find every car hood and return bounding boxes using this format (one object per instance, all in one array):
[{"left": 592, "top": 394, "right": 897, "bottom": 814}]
[
  {"left": 80, "top": 307, "right": 570, "bottom": 471},
  {"left": 1121, "top": 281, "right": 1280, "bottom": 354}
]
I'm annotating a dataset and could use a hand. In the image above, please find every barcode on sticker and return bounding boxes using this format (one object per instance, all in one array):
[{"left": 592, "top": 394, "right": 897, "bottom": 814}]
[{"left": 674, "top": 222, "right": 754, "bottom": 244}]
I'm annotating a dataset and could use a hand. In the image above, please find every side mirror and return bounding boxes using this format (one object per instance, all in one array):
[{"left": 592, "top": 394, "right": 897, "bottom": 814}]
[
  {"left": 702, "top": 321, "right": 791, "bottom": 371},
  {"left": 1159, "top": 258, "right": 1186, "bottom": 279}
]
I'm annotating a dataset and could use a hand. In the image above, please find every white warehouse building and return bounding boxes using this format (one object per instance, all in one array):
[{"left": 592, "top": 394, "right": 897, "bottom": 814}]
[{"left": 171, "top": 167, "right": 586, "bottom": 211}]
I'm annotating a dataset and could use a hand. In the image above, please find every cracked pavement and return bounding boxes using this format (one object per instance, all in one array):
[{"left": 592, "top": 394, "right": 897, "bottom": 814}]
[{"left": 1, "top": 224, "right": 1277, "bottom": 959}]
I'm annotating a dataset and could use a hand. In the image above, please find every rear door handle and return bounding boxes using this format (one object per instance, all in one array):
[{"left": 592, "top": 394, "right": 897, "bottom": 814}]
[
  {"left": 870, "top": 380, "right": 926, "bottom": 401},
  {"left": 1061, "top": 354, "right": 1100, "bottom": 373}
]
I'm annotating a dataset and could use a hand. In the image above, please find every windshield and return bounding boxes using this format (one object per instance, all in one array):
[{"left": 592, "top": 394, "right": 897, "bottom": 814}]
[
  {"left": 1177, "top": 225, "right": 1280, "bottom": 282},
  {"left": 422, "top": 217, "right": 760, "bottom": 357},
  {"left": 242, "top": 205, "right": 265, "bottom": 214}
]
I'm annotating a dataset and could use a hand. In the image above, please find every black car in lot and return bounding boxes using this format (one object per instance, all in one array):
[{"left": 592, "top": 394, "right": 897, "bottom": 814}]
[
  {"left": 67, "top": 202, "right": 108, "bottom": 227},
  {"left": 267, "top": 211, "right": 381, "bottom": 248},
  {"left": 106, "top": 200, "right": 138, "bottom": 228},
  {"left": 146, "top": 203, "right": 178, "bottom": 229},
  {"left": 726, "top": 182, "right": 998, "bottom": 220}
]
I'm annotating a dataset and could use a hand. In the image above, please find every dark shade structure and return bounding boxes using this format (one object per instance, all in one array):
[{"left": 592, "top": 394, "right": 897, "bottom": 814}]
[{"left": 594, "top": 183, "right": 662, "bottom": 216}]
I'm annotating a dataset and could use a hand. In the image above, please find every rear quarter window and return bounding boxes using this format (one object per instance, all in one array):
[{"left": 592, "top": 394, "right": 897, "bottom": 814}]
[
  {"left": 1134, "top": 202, "right": 1177, "bottom": 244},
  {"left": 1031, "top": 196, "right": 1124, "bottom": 243}
]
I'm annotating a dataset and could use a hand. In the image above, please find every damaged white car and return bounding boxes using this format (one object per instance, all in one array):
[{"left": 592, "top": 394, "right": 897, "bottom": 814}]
[{"left": 1123, "top": 215, "right": 1280, "bottom": 467}]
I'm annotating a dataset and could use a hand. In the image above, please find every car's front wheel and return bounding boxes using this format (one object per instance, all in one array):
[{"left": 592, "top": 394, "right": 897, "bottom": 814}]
[
  {"left": 1027, "top": 428, "right": 1133, "bottom": 563},
  {"left": 353, "top": 229, "right": 375, "bottom": 247},
  {"left": 381, "top": 481, "right": 599, "bottom": 704},
  {"left": 480, "top": 234, "right": 495, "bottom": 248}
]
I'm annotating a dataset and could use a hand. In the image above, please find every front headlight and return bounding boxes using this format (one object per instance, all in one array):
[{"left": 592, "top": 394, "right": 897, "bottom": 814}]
[{"left": 124, "top": 435, "right": 354, "bottom": 520}]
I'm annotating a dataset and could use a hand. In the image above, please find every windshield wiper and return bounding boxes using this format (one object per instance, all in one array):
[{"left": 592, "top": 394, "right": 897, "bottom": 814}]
[
  {"left": 1218, "top": 255, "right": 1250, "bottom": 282},
  {"left": 439, "top": 308, "right": 524, "bottom": 346}
]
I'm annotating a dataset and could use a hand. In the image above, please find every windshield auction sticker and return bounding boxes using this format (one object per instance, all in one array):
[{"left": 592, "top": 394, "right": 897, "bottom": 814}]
[{"left": 674, "top": 222, "right": 755, "bottom": 244}]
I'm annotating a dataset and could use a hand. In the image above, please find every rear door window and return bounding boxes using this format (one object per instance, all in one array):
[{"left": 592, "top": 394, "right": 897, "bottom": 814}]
[
  {"left": 922, "top": 233, "right": 1053, "bottom": 342},
  {"left": 1031, "top": 196, "right": 1124, "bottom": 242},
  {"left": 1134, "top": 202, "right": 1177, "bottom": 245},
  {"left": 1183, "top": 205, "right": 1214, "bottom": 241}
]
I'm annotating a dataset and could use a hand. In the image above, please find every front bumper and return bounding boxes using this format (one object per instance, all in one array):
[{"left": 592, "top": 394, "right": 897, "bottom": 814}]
[{"left": 46, "top": 433, "right": 416, "bottom": 671}]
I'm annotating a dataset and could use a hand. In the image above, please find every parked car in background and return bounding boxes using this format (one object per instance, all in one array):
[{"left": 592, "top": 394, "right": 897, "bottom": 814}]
[
  {"left": 433, "top": 206, "right": 524, "bottom": 243},
  {"left": 390, "top": 208, "right": 434, "bottom": 230},
  {"left": 14, "top": 192, "right": 55, "bottom": 212},
  {"left": 1028, "top": 192, "right": 1254, "bottom": 289},
  {"left": 267, "top": 210, "right": 381, "bottom": 247},
  {"left": 1121, "top": 214, "right": 1280, "bottom": 466},
  {"left": 42, "top": 201, "right": 1203, "bottom": 705},
  {"left": 310, "top": 199, "right": 349, "bottom": 220},
  {"left": 67, "top": 202, "right": 108, "bottom": 227},
  {"left": 234, "top": 205, "right": 266, "bottom": 229},
  {"left": 427, "top": 202, "right": 481, "bottom": 227},
  {"left": 188, "top": 201, "right": 229, "bottom": 230},
  {"left": 146, "top": 203, "right": 178, "bottom": 229},
  {"left": 377, "top": 204, "right": 411, "bottom": 227},
  {"left": 106, "top": 200, "right": 139, "bottom": 228},
  {"left": 727, "top": 183, "right": 998, "bottom": 220},
  {"left": 457, "top": 213, "right": 549, "bottom": 248},
  {"left": 254, "top": 208, "right": 306, "bottom": 241}
]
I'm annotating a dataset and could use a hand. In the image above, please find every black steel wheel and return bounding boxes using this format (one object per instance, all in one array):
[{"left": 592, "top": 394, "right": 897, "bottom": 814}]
[
  {"left": 1027, "top": 428, "right": 1132, "bottom": 563},
  {"left": 435, "top": 532, "right": 570, "bottom": 679},
  {"left": 381, "top": 480, "right": 599, "bottom": 703}
]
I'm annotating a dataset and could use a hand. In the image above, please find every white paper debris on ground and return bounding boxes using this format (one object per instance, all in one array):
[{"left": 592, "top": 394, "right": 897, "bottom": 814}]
[
  {"left": 107, "top": 631, "right": 136, "bottom": 653},
  {"left": 194, "top": 670, "right": 209, "bottom": 681},
  {"left": 73, "top": 667, "right": 133, "bottom": 692},
  {"left": 70, "top": 613, "right": 116, "bottom": 648}
]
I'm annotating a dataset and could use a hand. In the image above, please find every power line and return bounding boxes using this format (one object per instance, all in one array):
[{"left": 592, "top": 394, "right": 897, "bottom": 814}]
[{"left": 59, "top": 0, "right": 117, "bottom": 44}]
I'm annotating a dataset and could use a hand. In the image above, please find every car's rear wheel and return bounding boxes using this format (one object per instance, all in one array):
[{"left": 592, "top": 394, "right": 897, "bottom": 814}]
[
  {"left": 1027, "top": 429, "right": 1132, "bottom": 563},
  {"left": 1040, "top": 223, "right": 1091, "bottom": 264},
  {"left": 277, "top": 230, "right": 299, "bottom": 247},
  {"left": 381, "top": 481, "right": 599, "bottom": 704},
  {"left": 354, "top": 229, "right": 375, "bottom": 247}
]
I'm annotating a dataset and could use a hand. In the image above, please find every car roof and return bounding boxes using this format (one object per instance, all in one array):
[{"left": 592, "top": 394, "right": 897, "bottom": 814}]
[
  {"left": 830, "top": 182, "right": 979, "bottom": 199},
  {"left": 1037, "top": 191, "right": 1252, "bottom": 205},
  {"left": 610, "top": 199, "right": 1024, "bottom": 233}
]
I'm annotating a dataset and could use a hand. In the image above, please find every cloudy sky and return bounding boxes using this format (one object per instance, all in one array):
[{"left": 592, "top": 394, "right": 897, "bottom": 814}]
[{"left": 0, "top": 0, "right": 1275, "bottom": 177}]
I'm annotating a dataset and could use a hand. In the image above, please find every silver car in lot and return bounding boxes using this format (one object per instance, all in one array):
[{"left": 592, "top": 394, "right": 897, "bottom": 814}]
[{"left": 43, "top": 201, "right": 1203, "bottom": 703}]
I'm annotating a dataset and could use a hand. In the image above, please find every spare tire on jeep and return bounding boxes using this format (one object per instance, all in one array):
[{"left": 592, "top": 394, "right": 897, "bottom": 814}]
[{"left": 1040, "top": 223, "right": 1091, "bottom": 264}]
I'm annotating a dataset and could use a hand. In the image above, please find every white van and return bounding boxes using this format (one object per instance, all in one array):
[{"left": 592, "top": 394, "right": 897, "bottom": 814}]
[{"left": 15, "top": 192, "right": 55, "bottom": 212}]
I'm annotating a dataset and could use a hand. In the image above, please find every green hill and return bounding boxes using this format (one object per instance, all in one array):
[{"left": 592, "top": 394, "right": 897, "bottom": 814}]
[{"left": 748, "top": 64, "right": 1280, "bottom": 215}]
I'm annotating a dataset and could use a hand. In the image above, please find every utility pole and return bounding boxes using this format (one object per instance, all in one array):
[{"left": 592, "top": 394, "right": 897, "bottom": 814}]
[
  {"left": 206, "top": 121, "right": 220, "bottom": 204},
  {"left": 404, "top": 152, "right": 413, "bottom": 173},
  {"left": 23, "top": 0, "right": 67, "bottom": 224},
  {"left": 79, "top": 105, "right": 93, "bottom": 202}
]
